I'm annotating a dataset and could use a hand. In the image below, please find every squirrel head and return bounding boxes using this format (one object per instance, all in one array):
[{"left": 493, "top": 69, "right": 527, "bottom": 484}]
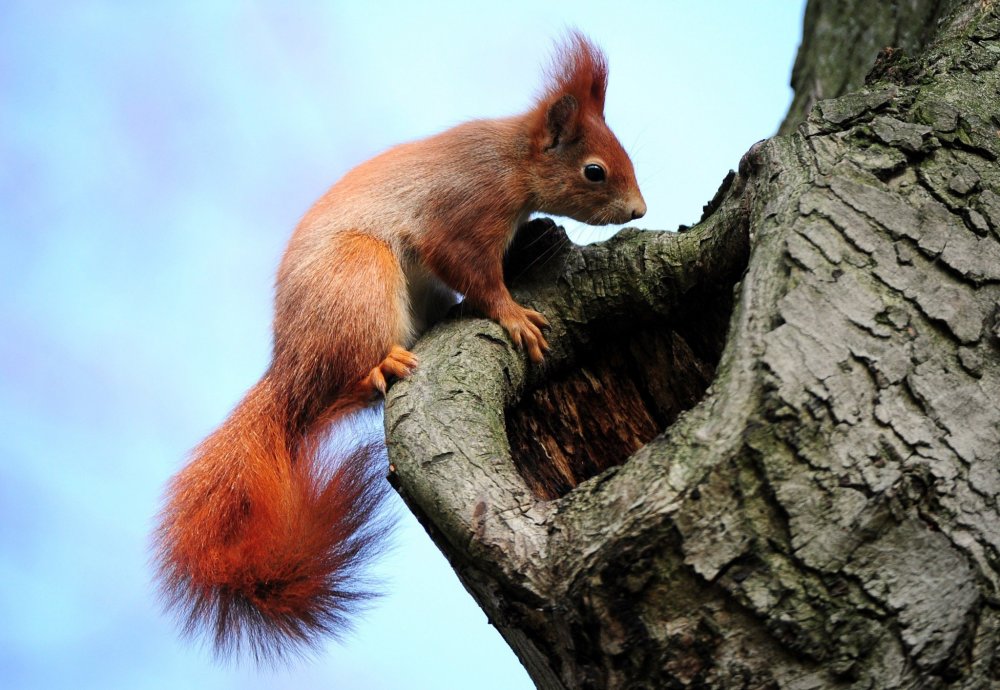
[{"left": 527, "top": 32, "right": 645, "bottom": 225}]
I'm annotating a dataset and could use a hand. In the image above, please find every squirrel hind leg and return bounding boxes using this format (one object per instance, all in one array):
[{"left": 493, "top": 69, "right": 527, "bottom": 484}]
[{"left": 275, "top": 229, "right": 414, "bottom": 419}]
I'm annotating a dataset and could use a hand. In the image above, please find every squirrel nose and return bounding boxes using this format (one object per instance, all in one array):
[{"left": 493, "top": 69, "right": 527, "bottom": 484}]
[{"left": 630, "top": 198, "right": 647, "bottom": 220}]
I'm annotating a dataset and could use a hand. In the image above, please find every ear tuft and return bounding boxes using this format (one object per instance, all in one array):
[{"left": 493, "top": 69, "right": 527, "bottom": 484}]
[
  {"left": 541, "top": 30, "right": 609, "bottom": 116},
  {"left": 544, "top": 94, "right": 578, "bottom": 150}
]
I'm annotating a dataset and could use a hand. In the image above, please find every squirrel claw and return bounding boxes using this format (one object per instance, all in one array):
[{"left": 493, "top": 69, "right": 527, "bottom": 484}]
[
  {"left": 500, "top": 306, "right": 550, "bottom": 363},
  {"left": 364, "top": 345, "right": 419, "bottom": 397},
  {"left": 380, "top": 345, "right": 419, "bottom": 378}
]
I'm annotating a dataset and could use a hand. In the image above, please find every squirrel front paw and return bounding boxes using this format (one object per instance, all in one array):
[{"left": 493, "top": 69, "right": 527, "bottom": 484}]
[{"left": 498, "top": 305, "right": 550, "bottom": 363}]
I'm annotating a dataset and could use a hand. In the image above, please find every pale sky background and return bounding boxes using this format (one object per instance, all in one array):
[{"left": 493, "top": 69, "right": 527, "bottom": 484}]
[{"left": 1, "top": 2, "right": 806, "bottom": 689}]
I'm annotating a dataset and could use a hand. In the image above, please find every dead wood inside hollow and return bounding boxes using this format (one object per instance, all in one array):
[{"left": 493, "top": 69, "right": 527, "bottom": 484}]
[{"left": 503, "top": 225, "right": 739, "bottom": 500}]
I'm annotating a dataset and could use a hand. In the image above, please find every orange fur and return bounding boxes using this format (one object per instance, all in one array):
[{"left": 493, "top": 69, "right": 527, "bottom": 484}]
[
  {"left": 154, "top": 30, "right": 644, "bottom": 662},
  {"left": 155, "top": 377, "right": 390, "bottom": 662}
]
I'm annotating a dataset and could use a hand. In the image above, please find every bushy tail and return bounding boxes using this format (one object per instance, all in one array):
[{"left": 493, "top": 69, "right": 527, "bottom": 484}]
[{"left": 153, "top": 375, "right": 392, "bottom": 663}]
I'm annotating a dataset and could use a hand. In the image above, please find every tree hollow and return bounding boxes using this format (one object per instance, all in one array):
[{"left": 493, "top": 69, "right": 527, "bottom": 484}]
[{"left": 506, "top": 246, "right": 738, "bottom": 500}]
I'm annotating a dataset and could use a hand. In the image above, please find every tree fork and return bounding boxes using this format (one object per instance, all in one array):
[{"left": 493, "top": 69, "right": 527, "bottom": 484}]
[{"left": 386, "top": 2, "right": 1000, "bottom": 687}]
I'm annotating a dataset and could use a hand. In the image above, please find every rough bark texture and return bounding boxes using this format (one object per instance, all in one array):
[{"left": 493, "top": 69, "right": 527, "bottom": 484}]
[
  {"left": 385, "top": 2, "right": 1000, "bottom": 688},
  {"left": 779, "top": 0, "right": 950, "bottom": 136}
]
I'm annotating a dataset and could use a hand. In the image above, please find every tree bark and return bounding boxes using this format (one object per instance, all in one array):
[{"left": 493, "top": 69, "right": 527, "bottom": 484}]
[{"left": 385, "top": 2, "right": 1000, "bottom": 688}]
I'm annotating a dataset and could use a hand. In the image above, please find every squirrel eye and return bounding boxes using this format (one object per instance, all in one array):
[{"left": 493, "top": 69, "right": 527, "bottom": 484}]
[{"left": 583, "top": 163, "right": 606, "bottom": 183}]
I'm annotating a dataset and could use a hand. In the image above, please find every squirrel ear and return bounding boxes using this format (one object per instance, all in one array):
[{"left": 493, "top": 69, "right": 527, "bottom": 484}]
[{"left": 543, "top": 94, "right": 579, "bottom": 150}]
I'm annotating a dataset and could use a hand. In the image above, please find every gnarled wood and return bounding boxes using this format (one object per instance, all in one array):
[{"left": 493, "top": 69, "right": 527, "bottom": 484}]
[{"left": 386, "top": 2, "right": 1000, "bottom": 688}]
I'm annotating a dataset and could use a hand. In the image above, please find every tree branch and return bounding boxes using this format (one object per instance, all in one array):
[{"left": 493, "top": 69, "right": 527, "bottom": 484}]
[{"left": 386, "top": 2, "right": 1000, "bottom": 687}]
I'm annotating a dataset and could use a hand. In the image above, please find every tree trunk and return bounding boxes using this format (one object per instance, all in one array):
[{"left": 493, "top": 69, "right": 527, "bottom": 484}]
[{"left": 384, "top": 2, "right": 1000, "bottom": 688}]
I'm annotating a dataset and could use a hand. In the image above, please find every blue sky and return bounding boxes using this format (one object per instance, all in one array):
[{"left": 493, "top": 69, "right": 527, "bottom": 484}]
[{"left": 1, "top": 2, "right": 804, "bottom": 688}]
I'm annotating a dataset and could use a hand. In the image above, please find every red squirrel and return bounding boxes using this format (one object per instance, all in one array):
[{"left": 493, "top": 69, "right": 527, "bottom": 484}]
[{"left": 154, "top": 31, "right": 645, "bottom": 661}]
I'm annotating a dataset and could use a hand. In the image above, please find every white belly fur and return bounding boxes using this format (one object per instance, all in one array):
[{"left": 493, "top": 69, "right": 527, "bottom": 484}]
[{"left": 400, "top": 259, "right": 456, "bottom": 348}]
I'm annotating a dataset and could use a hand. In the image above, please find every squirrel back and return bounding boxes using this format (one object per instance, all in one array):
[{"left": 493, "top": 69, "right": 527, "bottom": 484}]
[{"left": 154, "top": 31, "right": 643, "bottom": 662}]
